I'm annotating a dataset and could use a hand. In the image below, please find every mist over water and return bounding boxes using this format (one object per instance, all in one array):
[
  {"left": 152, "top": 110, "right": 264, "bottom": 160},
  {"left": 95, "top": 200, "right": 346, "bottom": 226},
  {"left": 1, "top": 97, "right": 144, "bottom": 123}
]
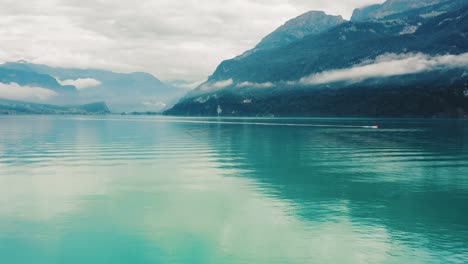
[{"left": 0, "top": 116, "right": 467, "bottom": 263}]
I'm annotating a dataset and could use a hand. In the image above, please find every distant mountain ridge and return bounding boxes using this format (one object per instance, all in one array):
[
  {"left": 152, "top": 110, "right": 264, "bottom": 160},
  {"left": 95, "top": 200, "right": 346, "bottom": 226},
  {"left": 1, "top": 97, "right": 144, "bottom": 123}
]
[
  {"left": 0, "top": 67, "right": 77, "bottom": 95},
  {"left": 0, "top": 62, "right": 185, "bottom": 112},
  {"left": 0, "top": 99, "right": 110, "bottom": 115}
]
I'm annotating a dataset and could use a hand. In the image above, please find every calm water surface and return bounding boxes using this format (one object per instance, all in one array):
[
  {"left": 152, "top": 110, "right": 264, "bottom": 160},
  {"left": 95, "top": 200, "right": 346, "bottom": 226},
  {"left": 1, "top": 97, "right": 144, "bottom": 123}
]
[{"left": 0, "top": 116, "right": 468, "bottom": 263}]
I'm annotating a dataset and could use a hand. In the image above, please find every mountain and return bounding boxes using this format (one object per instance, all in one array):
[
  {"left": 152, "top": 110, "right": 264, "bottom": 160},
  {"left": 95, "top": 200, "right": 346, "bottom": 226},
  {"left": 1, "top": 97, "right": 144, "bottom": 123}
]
[
  {"left": 232, "top": 11, "right": 344, "bottom": 61},
  {"left": 0, "top": 66, "right": 80, "bottom": 106},
  {"left": 207, "top": 1, "right": 467, "bottom": 83},
  {"left": 0, "top": 62, "right": 185, "bottom": 112},
  {"left": 351, "top": 0, "right": 444, "bottom": 21},
  {"left": 166, "top": 69, "right": 468, "bottom": 118},
  {"left": 0, "top": 65, "right": 79, "bottom": 105},
  {"left": 165, "top": 0, "right": 468, "bottom": 117},
  {"left": 0, "top": 99, "right": 110, "bottom": 115},
  {"left": 0, "top": 67, "right": 76, "bottom": 94},
  {"left": 255, "top": 11, "right": 344, "bottom": 51}
]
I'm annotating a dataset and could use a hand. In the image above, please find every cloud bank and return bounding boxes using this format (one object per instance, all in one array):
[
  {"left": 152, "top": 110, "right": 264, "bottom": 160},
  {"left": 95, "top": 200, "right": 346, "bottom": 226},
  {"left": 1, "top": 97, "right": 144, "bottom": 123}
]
[
  {"left": 0, "top": 0, "right": 380, "bottom": 82},
  {"left": 299, "top": 53, "right": 468, "bottom": 85},
  {"left": 0, "top": 82, "right": 58, "bottom": 101},
  {"left": 170, "top": 79, "right": 208, "bottom": 90},
  {"left": 237, "top": 82, "right": 274, "bottom": 88},
  {"left": 57, "top": 78, "right": 102, "bottom": 90},
  {"left": 200, "top": 79, "right": 234, "bottom": 91}
]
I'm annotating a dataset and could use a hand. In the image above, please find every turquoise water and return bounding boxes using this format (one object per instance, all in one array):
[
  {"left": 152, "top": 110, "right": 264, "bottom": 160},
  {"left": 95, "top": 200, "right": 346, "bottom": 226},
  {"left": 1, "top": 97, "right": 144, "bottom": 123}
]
[{"left": 0, "top": 116, "right": 468, "bottom": 263}]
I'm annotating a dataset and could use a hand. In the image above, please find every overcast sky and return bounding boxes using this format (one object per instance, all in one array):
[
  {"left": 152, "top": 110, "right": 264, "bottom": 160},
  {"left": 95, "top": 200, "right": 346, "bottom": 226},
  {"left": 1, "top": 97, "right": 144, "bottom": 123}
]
[{"left": 0, "top": 0, "right": 381, "bottom": 82}]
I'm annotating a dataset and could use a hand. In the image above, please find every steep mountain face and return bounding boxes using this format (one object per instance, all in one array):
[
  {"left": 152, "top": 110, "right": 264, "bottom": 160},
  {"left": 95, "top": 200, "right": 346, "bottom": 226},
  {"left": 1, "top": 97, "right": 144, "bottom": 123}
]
[
  {"left": 204, "top": 3, "right": 467, "bottom": 83},
  {"left": 351, "top": 0, "right": 445, "bottom": 21},
  {"left": 233, "top": 11, "right": 344, "bottom": 61},
  {"left": 0, "top": 62, "right": 185, "bottom": 112},
  {"left": 255, "top": 11, "right": 344, "bottom": 51},
  {"left": 165, "top": 0, "right": 468, "bottom": 117}
]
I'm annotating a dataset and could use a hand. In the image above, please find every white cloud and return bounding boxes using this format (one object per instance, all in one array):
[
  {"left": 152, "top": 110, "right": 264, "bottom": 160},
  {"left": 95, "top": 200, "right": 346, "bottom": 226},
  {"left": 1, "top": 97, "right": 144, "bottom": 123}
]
[
  {"left": 0, "top": 82, "right": 58, "bottom": 101},
  {"left": 0, "top": 0, "right": 381, "bottom": 82},
  {"left": 57, "top": 78, "right": 102, "bottom": 90},
  {"left": 171, "top": 79, "right": 208, "bottom": 90},
  {"left": 141, "top": 100, "right": 167, "bottom": 110},
  {"left": 399, "top": 25, "right": 419, "bottom": 35},
  {"left": 237, "top": 81, "right": 274, "bottom": 88},
  {"left": 200, "top": 79, "right": 234, "bottom": 91},
  {"left": 299, "top": 53, "right": 468, "bottom": 85}
]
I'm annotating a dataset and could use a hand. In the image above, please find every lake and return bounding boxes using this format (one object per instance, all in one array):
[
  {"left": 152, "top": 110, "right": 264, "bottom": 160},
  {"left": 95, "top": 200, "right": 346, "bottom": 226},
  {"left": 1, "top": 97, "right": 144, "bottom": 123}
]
[{"left": 0, "top": 116, "right": 467, "bottom": 263}]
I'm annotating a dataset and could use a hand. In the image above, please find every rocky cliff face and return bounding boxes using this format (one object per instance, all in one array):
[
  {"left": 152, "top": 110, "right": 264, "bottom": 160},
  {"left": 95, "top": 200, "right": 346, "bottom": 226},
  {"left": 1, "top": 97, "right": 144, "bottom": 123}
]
[
  {"left": 351, "top": 0, "right": 444, "bottom": 21},
  {"left": 255, "top": 11, "right": 344, "bottom": 51}
]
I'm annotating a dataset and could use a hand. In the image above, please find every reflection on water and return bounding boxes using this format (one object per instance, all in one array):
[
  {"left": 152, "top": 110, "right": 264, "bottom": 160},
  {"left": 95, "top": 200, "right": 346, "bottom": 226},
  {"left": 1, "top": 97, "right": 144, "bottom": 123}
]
[{"left": 0, "top": 116, "right": 467, "bottom": 263}]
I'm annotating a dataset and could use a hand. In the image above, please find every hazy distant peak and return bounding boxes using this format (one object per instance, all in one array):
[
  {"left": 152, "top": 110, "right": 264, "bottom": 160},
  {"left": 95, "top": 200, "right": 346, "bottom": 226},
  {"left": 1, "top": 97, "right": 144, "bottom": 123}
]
[{"left": 129, "top": 71, "right": 163, "bottom": 82}]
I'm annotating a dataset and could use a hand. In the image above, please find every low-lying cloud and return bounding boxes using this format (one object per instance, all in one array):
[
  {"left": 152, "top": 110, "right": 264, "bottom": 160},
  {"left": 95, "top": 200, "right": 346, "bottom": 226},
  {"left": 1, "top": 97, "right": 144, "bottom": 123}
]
[
  {"left": 57, "top": 78, "right": 102, "bottom": 90},
  {"left": 196, "top": 52, "right": 468, "bottom": 92},
  {"left": 170, "top": 79, "right": 208, "bottom": 90},
  {"left": 299, "top": 52, "right": 468, "bottom": 85},
  {"left": 0, "top": 82, "right": 58, "bottom": 101},
  {"left": 237, "top": 81, "right": 274, "bottom": 88},
  {"left": 200, "top": 79, "right": 233, "bottom": 91}
]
